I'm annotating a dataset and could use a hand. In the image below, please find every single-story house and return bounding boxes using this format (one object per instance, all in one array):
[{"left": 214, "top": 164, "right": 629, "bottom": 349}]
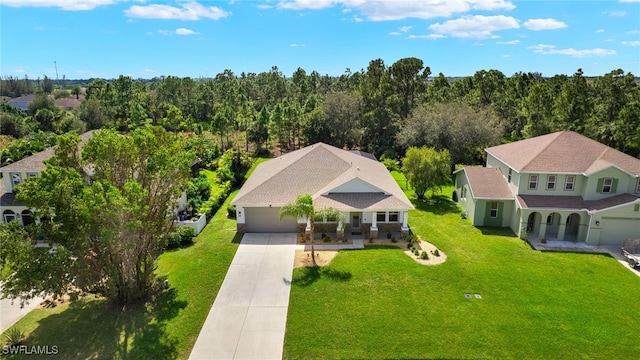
[{"left": 232, "top": 143, "right": 413, "bottom": 237}]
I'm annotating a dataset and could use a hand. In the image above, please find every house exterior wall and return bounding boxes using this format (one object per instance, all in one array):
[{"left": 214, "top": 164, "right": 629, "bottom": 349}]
[
  {"left": 582, "top": 167, "right": 633, "bottom": 201},
  {"left": 454, "top": 171, "right": 477, "bottom": 224},
  {"left": 514, "top": 172, "right": 586, "bottom": 197},
  {"left": 473, "top": 199, "right": 513, "bottom": 227}
]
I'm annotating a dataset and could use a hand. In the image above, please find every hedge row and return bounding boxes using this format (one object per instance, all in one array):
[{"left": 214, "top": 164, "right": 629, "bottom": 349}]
[{"left": 198, "top": 180, "right": 233, "bottom": 220}]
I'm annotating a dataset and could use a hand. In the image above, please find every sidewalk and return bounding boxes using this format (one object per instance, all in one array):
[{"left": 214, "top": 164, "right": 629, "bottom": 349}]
[{"left": 189, "top": 233, "right": 297, "bottom": 360}]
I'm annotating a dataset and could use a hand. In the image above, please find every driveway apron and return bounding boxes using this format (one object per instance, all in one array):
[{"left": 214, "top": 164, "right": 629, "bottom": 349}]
[{"left": 189, "top": 233, "right": 297, "bottom": 360}]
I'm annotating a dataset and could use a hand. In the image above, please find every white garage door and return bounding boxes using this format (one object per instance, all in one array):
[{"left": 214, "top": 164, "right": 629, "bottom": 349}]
[
  {"left": 600, "top": 217, "right": 640, "bottom": 245},
  {"left": 244, "top": 207, "right": 298, "bottom": 233}
]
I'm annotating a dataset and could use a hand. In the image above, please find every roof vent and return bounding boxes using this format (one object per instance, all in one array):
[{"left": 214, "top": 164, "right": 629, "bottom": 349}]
[{"left": 356, "top": 166, "right": 360, "bottom": 171}]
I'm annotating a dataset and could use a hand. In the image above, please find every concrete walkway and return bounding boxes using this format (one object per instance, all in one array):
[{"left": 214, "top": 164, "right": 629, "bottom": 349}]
[{"left": 189, "top": 233, "right": 297, "bottom": 360}]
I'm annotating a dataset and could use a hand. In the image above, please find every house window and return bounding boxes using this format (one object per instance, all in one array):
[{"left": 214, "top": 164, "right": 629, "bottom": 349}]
[
  {"left": 507, "top": 169, "right": 512, "bottom": 183},
  {"left": 376, "top": 212, "right": 386, "bottom": 222},
  {"left": 489, "top": 202, "right": 498, "bottom": 218},
  {"left": 547, "top": 175, "right": 556, "bottom": 190},
  {"left": 461, "top": 187, "right": 467, "bottom": 199},
  {"left": 565, "top": 176, "right": 575, "bottom": 191},
  {"left": 11, "top": 173, "right": 21, "bottom": 187},
  {"left": 3, "top": 210, "right": 16, "bottom": 223},
  {"left": 27, "top": 172, "right": 38, "bottom": 178},
  {"left": 528, "top": 175, "right": 538, "bottom": 190},
  {"left": 636, "top": 179, "right": 640, "bottom": 194},
  {"left": 389, "top": 212, "right": 399, "bottom": 222},
  {"left": 602, "top": 178, "right": 613, "bottom": 193},
  {"left": 546, "top": 214, "right": 553, "bottom": 225}
]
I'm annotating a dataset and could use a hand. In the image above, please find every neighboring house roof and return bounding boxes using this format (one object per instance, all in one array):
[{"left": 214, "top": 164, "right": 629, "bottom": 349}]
[
  {"left": 348, "top": 150, "right": 377, "bottom": 161},
  {"left": 517, "top": 193, "right": 640, "bottom": 212},
  {"left": 486, "top": 131, "right": 640, "bottom": 175},
  {"left": 460, "top": 167, "right": 513, "bottom": 200},
  {"left": 0, "top": 130, "right": 97, "bottom": 173},
  {"left": 232, "top": 143, "right": 413, "bottom": 210},
  {"left": 55, "top": 98, "right": 82, "bottom": 109}
]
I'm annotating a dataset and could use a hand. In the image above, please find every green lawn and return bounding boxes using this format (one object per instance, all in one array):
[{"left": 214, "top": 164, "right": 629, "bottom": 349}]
[{"left": 284, "top": 180, "right": 640, "bottom": 359}]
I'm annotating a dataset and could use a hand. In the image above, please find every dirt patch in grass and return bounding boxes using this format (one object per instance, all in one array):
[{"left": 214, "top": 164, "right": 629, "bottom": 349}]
[
  {"left": 294, "top": 250, "right": 339, "bottom": 268},
  {"left": 366, "top": 239, "right": 447, "bottom": 266}
]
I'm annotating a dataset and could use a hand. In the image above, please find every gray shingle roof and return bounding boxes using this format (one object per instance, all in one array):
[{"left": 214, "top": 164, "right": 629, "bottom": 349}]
[
  {"left": 517, "top": 193, "right": 640, "bottom": 211},
  {"left": 462, "top": 167, "right": 513, "bottom": 199},
  {"left": 232, "top": 143, "right": 413, "bottom": 210},
  {"left": 486, "top": 131, "right": 640, "bottom": 175},
  {"left": 1, "top": 130, "right": 96, "bottom": 172}
]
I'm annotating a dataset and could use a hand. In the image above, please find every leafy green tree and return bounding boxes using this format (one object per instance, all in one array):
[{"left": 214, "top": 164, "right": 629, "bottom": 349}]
[
  {"left": 279, "top": 194, "right": 343, "bottom": 266},
  {"left": 2, "top": 127, "right": 194, "bottom": 305},
  {"left": 388, "top": 57, "right": 430, "bottom": 119},
  {"left": 397, "top": 102, "right": 501, "bottom": 167},
  {"left": 402, "top": 146, "right": 451, "bottom": 200},
  {"left": 553, "top": 68, "right": 592, "bottom": 133}
]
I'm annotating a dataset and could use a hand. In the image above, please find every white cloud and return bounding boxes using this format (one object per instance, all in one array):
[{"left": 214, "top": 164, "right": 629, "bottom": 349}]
[
  {"left": 628, "top": 30, "right": 640, "bottom": 35},
  {"left": 34, "top": 26, "right": 46, "bottom": 31},
  {"left": 158, "top": 29, "right": 171, "bottom": 35},
  {"left": 602, "top": 10, "right": 627, "bottom": 17},
  {"left": 289, "top": 43, "right": 306, "bottom": 47},
  {"left": 276, "top": 0, "right": 515, "bottom": 21},
  {"left": 389, "top": 31, "right": 401, "bottom": 36},
  {"left": 176, "top": 28, "right": 199, "bottom": 35},
  {"left": 497, "top": 39, "right": 520, "bottom": 44},
  {"left": 595, "top": 29, "right": 604, "bottom": 33},
  {"left": 428, "top": 15, "right": 519, "bottom": 39},
  {"left": 502, "top": 54, "right": 511, "bottom": 58},
  {"left": 125, "top": 1, "right": 230, "bottom": 20},
  {"left": 257, "top": 4, "right": 273, "bottom": 9},
  {"left": 399, "top": 26, "right": 413, "bottom": 32},
  {"left": 0, "top": 0, "right": 115, "bottom": 10},
  {"left": 523, "top": 18, "right": 567, "bottom": 31},
  {"left": 408, "top": 34, "right": 445, "bottom": 40},
  {"left": 621, "top": 41, "right": 640, "bottom": 46},
  {"left": 528, "top": 44, "right": 616, "bottom": 57}
]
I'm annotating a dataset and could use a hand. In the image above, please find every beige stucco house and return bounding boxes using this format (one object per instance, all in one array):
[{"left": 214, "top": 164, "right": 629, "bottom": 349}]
[
  {"left": 232, "top": 143, "right": 413, "bottom": 237},
  {"left": 454, "top": 131, "right": 640, "bottom": 246}
]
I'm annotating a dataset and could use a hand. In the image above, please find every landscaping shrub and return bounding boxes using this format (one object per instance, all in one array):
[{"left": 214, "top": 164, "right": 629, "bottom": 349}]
[
  {"left": 227, "top": 204, "right": 236, "bottom": 218},
  {"left": 165, "top": 226, "right": 196, "bottom": 249},
  {"left": 4, "top": 327, "right": 24, "bottom": 346},
  {"left": 187, "top": 173, "right": 212, "bottom": 216},
  {"left": 199, "top": 180, "right": 232, "bottom": 220},
  {"left": 421, "top": 251, "right": 429, "bottom": 259},
  {"left": 434, "top": 249, "right": 440, "bottom": 257}
]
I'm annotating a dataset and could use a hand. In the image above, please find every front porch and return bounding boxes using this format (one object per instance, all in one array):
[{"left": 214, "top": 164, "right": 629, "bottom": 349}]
[{"left": 526, "top": 234, "right": 603, "bottom": 253}]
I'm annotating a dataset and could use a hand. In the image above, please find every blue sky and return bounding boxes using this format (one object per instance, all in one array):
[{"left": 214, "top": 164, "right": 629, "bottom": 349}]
[{"left": 1, "top": 0, "right": 639, "bottom": 79}]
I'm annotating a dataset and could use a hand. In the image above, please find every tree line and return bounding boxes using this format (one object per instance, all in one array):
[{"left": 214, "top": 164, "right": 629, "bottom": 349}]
[{"left": 2, "top": 58, "right": 639, "bottom": 163}]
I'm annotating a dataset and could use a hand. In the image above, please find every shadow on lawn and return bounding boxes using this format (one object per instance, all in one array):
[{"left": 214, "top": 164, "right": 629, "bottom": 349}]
[
  {"left": 411, "top": 194, "right": 460, "bottom": 215},
  {"left": 478, "top": 227, "right": 518, "bottom": 237},
  {"left": 18, "top": 287, "right": 187, "bottom": 360},
  {"left": 292, "top": 266, "right": 352, "bottom": 288}
]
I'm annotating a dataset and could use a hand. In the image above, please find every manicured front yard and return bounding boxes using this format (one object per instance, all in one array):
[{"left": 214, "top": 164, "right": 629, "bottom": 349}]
[
  {"left": 1, "top": 192, "right": 240, "bottom": 359},
  {"left": 284, "top": 185, "right": 640, "bottom": 359}
]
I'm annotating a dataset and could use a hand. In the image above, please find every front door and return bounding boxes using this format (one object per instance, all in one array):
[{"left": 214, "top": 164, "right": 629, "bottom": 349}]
[{"left": 352, "top": 214, "right": 361, "bottom": 229}]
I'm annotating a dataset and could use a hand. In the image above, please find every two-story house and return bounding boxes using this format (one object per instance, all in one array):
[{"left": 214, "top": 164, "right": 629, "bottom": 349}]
[
  {"left": 1, "top": 131, "right": 97, "bottom": 227},
  {"left": 454, "top": 131, "right": 640, "bottom": 246}
]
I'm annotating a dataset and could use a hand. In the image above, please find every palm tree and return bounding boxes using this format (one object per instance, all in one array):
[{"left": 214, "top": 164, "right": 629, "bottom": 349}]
[{"left": 279, "top": 194, "right": 343, "bottom": 266}]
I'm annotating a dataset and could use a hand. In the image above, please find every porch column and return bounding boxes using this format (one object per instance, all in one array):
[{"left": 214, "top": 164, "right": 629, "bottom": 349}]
[
  {"left": 401, "top": 211, "right": 409, "bottom": 236},
  {"left": 305, "top": 217, "right": 311, "bottom": 241},
  {"left": 557, "top": 214, "right": 567, "bottom": 241},
  {"left": 370, "top": 212, "right": 378, "bottom": 239},
  {"left": 236, "top": 206, "right": 246, "bottom": 233},
  {"left": 538, "top": 213, "right": 547, "bottom": 240}
]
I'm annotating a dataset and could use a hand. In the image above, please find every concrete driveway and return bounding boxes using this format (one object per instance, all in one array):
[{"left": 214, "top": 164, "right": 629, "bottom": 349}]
[
  {"left": 189, "top": 233, "right": 297, "bottom": 360},
  {"left": 0, "top": 286, "right": 45, "bottom": 333}
]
